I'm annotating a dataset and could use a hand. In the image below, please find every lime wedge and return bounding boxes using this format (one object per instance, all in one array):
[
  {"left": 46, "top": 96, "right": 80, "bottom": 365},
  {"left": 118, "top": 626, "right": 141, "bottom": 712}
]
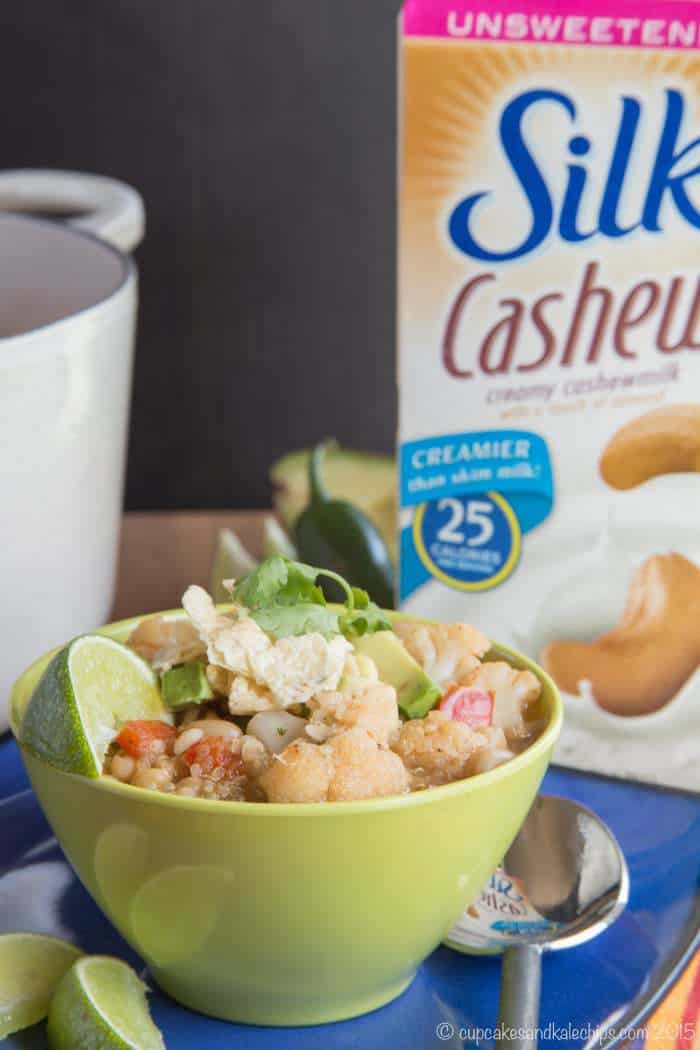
[
  {"left": 47, "top": 956, "right": 165, "bottom": 1050},
  {"left": 0, "top": 933, "right": 82, "bottom": 1039},
  {"left": 20, "top": 635, "right": 171, "bottom": 777},
  {"left": 262, "top": 516, "right": 298, "bottom": 560},
  {"left": 210, "top": 528, "right": 258, "bottom": 602}
]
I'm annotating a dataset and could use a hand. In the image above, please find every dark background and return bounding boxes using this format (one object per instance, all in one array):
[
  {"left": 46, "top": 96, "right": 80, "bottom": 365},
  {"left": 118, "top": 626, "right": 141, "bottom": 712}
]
[{"left": 1, "top": 1, "right": 399, "bottom": 509}]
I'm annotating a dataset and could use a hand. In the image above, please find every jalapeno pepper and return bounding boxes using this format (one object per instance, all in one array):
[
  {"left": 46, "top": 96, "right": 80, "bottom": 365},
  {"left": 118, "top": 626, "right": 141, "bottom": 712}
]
[{"left": 293, "top": 442, "right": 395, "bottom": 609}]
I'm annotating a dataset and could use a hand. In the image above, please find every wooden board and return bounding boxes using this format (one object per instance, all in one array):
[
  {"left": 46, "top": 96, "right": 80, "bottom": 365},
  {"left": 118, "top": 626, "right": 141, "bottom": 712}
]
[{"left": 112, "top": 511, "right": 267, "bottom": 620}]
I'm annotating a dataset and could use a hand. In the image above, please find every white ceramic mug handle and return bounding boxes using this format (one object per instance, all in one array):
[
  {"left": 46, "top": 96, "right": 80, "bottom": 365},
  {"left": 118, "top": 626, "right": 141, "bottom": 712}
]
[{"left": 0, "top": 169, "right": 145, "bottom": 253}]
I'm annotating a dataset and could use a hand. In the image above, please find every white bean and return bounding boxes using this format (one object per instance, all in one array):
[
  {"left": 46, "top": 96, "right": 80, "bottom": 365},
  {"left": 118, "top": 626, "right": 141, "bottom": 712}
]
[
  {"left": 187, "top": 719, "right": 241, "bottom": 741},
  {"left": 156, "top": 755, "right": 179, "bottom": 776},
  {"left": 132, "top": 767, "right": 171, "bottom": 791},
  {"left": 173, "top": 728, "right": 204, "bottom": 756},
  {"left": 110, "top": 753, "right": 135, "bottom": 782}
]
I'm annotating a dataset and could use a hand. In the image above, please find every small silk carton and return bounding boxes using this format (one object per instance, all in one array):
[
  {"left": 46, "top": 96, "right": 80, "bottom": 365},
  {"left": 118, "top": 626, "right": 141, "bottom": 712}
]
[{"left": 398, "top": 0, "right": 700, "bottom": 791}]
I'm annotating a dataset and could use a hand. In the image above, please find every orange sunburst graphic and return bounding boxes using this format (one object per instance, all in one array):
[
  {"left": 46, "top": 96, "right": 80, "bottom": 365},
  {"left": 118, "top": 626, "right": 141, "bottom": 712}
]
[
  {"left": 399, "top": 39, "right": 700, "bottom": 308},
  {"left": 402, "top": 41, "right": 700, "bottom": 206}
]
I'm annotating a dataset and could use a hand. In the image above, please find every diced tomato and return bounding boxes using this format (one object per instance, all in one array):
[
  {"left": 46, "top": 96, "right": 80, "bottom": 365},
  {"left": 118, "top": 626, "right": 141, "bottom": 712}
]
[
  {"left": 115, "top": 720, "right": 176, "bottom": 758},
  {"left": 182, "top": 736, "right": 244, "bottom": 778},
  {"left": 439, "top": 686, "right": 494, "bottom": 729}
]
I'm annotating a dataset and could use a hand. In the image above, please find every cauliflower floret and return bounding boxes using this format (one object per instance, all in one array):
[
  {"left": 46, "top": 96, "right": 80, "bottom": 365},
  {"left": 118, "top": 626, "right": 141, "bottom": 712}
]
[
  {"left": 464, "top": 662, "right": 540, "bottom": 739},
  {"left": 128, "top": 615, "right": 205, "bottom": 671},
  {"left": 228, "top": 676, "right": 277, "bottom": 714},
  {"left": 307, "top": 683, "right": 401, "bottom": 747},
  {"left": 325, "top": 729, "right": 409, "bottom": 801},
  {"left": 249, "top": 634, "right": 351, "bottom": 708},
  {"left": 183, "top": 585, "right": 271, "bottom": 675},
  {"left": 206, "top": 664, "right": 232, "bottom": 697},
  {"left": 258, "top": 729, "right": 409, "bottom": 803},
  {"left": 207, "top": 665, "right": 277, "bottom": 714},
  {"left": 392, "top": 710, "right": 484, "bottom": 785},
  {"left": 240, "top": 734, "right": 272, "bottom": 779},
  {"left": 469, "top": 726, "right": 515, "bottom": 774},
  {"left": 258, "top": 739, "right": 333, "bottom": 803},
  {"left": 394, "top": 621, "right": 490, "bottom": 687}
]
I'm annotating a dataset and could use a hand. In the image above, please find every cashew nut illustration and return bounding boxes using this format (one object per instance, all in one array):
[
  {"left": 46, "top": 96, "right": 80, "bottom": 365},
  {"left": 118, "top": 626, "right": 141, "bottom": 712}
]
[
  {"left": 600, "top": 404, "right": 700, "bottom": 490},
  {"left": 541, "top": 553, "right": 700, "bottom": 716}
]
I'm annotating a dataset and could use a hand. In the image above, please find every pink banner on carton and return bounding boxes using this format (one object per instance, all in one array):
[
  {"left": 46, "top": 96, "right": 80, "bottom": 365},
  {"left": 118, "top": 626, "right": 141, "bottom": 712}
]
[{"left": 402, "top": 0, "right": 700, "bottom": 48}]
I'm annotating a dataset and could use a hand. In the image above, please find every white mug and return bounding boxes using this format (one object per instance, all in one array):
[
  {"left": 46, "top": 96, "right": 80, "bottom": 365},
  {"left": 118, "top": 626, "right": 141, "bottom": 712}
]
[{"left": 0, "top": 169, "right": 145, "bottom": 731}]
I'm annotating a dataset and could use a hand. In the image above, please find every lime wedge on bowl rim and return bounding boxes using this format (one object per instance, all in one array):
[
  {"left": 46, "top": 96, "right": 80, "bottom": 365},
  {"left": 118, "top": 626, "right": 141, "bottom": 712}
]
[
  {"left": 210, "top": 527, "right": 257, "bottom": 602},
  {"left": 47, "top": 956, "right": 165, "bottom": 1050},
  {"left": 19, "top": 635, "right": 171, "bottom": 777},
  {"left": 0, "top": 932, "right": 82, "bottom": 1039}
]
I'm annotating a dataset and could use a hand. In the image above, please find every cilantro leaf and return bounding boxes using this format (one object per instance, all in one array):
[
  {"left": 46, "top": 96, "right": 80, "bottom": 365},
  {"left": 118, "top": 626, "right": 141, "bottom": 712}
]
[
  {"left": 231, "top": 557, "right": 336, "bottom": 638},
  {"left": 231, "top": 556, "right": 390, "bottom": 641},
  {"left": 351, "top": 588, "right": 371, "bottom": 608},
  {"left": 253, "top": 603, "right": 340, "bottom": 639},
  {"left": 232, "top": 556, "right": 324, "bottom": 610},
  {"left": 340, "top": 598, "right": 392, "bottom": 638},
  {"left": 275, "top": 565, "right": 326, "bottom": 607},
  {"left": 231, "top": 555, "right": 289, "bottom": 610}
]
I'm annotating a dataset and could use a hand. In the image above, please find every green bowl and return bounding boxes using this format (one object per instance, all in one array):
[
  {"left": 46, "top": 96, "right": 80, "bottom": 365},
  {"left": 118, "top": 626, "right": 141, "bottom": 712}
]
[{"left": 9, "top": 612, "right": 562, "bottom": 1027}]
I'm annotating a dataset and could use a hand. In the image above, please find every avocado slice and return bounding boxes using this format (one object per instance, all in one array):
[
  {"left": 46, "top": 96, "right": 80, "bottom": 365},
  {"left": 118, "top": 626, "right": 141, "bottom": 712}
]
[
  {"left": 161, "top": 662, "right": 214, "bottom": 709},
  {"left": 270, "top": 447, "right": 397, "bottom": 562},
  {"left": 353, "top": 631, "right": 441, "bottom": 719}
]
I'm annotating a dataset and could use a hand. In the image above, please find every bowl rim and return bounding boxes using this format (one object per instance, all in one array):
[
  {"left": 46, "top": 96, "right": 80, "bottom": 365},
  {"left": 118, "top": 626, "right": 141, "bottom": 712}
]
[{"left": 13, "top": 608, "right": 563, "bottom": 818}]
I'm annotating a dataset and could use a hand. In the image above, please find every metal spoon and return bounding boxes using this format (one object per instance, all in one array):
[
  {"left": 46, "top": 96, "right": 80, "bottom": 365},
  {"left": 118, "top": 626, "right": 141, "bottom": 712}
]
[{"left": 445, "top": 795, "right": 630, "bottom": 1050}]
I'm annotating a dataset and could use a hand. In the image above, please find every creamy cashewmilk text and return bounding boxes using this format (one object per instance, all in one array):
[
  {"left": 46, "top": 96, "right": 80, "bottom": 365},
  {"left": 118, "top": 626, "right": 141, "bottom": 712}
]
[{"left": 398, "top": 0, "right": 700, "bottom": 791}]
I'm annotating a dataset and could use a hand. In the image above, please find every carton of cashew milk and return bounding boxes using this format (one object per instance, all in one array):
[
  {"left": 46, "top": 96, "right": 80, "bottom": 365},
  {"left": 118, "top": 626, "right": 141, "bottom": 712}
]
[{"left": 398, "top": 0, "right": 700, "bottom": 791}]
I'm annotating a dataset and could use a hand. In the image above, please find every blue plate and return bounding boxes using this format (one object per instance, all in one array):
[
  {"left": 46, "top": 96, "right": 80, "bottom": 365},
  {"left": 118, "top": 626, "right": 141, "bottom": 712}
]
[{"left": 1, "top": 733, "right": 698, "bottom": 1050}]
